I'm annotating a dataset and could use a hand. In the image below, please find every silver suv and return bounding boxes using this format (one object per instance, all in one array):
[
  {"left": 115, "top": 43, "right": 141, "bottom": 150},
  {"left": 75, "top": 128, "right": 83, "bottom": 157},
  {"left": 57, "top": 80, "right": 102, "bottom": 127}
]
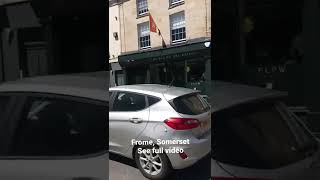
[{"left": 109, "top": 84, "right": 211, "bottom": 179}]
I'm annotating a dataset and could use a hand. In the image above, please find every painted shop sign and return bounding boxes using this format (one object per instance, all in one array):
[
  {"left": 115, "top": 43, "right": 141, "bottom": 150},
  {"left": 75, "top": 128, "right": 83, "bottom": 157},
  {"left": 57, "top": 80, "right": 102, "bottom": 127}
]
[
  {"left": 152, "top": 52, "right": 198, "bottom": 62},
  {"left": 256, "top": 65, "right": 287, "bottom": 74}
]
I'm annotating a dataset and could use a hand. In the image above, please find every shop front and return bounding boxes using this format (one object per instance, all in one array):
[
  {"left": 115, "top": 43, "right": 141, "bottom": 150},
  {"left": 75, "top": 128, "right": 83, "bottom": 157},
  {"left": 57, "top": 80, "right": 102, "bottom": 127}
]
[{"left": 115, "top": 41, "right": 211, "bottom": 93}]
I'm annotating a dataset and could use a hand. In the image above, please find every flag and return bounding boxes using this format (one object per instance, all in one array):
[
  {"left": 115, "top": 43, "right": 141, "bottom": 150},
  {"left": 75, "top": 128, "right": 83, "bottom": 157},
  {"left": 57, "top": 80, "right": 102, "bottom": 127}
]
[
  {"left": 149, "top": 13, "right": 166, "bottom": 48},
  {"left": 149, "top": 13, "right": 157, "bottom": 33}
]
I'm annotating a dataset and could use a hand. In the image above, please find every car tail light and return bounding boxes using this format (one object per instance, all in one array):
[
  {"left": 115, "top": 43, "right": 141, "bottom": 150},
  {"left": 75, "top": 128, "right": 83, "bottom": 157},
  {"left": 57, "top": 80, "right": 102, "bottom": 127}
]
[
  {"left": 179, "top": 152, "right": 188, "bottom": 159},
  {"left": 164, "top": 117, "right": 200, "bottom": 130},
  {"left": 212, "top": 177, "right": 272, "bottom": 180}
]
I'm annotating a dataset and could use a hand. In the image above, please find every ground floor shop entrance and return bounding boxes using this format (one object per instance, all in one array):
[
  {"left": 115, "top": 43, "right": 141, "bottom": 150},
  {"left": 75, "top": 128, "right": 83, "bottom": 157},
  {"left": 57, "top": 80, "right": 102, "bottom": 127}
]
[{"left": 114, "top": 41, "right": 211, "bottom": 93}]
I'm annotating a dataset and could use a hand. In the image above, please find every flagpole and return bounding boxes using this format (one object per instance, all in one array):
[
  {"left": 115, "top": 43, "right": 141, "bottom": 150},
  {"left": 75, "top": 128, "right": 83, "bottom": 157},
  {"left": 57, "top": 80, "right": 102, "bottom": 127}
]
[{"left": 158, "top": 29, "right": 167, "bottom": 48}]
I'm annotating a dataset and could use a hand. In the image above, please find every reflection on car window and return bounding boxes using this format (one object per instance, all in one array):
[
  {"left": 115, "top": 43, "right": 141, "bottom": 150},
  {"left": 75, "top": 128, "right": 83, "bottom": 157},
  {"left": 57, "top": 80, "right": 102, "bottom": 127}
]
[
  {"left": 10, "top": 97, "right": 107, "bottom": 156},
  {"left": 0, "top": 96, "right": 10, "bottom": 121},
  {"left": 27, "top": 101, "right": 52, "bottom": 120},
  {"left": 112, "top": 92, "right": 146, "bottom": 111},
  {"left": 212, "top": 101, "right": 315, "bottom": 169}
]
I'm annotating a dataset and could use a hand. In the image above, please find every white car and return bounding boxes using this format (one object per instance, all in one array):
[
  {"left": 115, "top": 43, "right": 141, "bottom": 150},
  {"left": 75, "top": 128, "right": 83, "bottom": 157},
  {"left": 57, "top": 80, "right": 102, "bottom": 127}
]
[
  {"left": 210, "top": 81, "right": 320, "bottom": 180},
  {"left": 109, "top": 84, "right": 211, "bottom": 179},
  {"left": 0, "top": 72, "right": 108, "bottom": 180}
]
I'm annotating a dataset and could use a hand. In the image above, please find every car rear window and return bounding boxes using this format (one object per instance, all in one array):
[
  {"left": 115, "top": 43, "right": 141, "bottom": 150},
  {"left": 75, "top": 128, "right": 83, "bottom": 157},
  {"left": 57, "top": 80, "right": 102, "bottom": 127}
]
[{"left": 169, "top": 93, "right": 210, "bottom": 115}]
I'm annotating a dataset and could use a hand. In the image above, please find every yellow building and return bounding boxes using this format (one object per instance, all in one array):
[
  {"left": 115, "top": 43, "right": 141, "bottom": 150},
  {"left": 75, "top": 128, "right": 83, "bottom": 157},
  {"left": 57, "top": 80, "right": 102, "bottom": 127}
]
[
  {"left": 119, "top": 0, "right": 211, "bottom": 52},
  {"left": 112, "top": 0, "right": 212, "bottom": 90}
]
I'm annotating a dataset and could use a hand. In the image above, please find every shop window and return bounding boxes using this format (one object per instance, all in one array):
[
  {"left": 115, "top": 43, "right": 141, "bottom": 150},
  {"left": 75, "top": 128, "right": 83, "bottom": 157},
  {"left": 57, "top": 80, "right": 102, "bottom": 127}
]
[
  {"left": 170, "top": 11, "right": 186, "bottom": 43},
  {"left": 168, "top": 61, "right": 186, "bottom": 87},
  {"left": 187, "top": 60, "right": 206, "bottom": 82},
  {"left": 137, "top": 0, "right": 148, "bottom": 16},
  {"left": 149, "top": 63, "right": 172, "bottom": 85},
  {"left": 115, "top": 70, "right": 125, "bottom": 86},
  {"left": 126, "top": 67, "right": 148, "bottom": 84},
  {"left": 138, "top": 22, "right": 151, "bottom": 49}
]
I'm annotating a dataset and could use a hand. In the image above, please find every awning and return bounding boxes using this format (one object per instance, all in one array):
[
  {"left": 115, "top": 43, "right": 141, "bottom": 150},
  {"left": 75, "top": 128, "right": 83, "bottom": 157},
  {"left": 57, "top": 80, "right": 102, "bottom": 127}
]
[{"left": 118, "top": 41, "right": 211, "bottom": 67}]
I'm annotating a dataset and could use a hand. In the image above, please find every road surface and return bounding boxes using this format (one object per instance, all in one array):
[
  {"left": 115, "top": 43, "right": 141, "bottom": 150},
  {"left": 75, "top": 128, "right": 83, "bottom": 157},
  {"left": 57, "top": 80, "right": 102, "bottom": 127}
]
[{"left": 109, "top": 153, "right": 210, "bottom": 180}]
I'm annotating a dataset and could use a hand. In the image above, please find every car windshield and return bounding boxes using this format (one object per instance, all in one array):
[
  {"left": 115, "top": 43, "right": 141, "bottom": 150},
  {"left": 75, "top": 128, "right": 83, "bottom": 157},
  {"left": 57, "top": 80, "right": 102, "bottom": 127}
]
[{"left": 212, "top": 100, "right": 317, "bottom": 169}]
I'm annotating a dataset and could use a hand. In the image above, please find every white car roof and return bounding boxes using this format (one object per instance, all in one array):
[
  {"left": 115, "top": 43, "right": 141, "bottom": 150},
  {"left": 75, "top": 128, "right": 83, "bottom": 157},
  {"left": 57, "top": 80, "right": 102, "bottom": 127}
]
[
  {"left": 208, "top": 81, "right": 287, "bottom": 112},
  {"left": 0, "top": 0, "right": 28, "bottom": 6},
  {"left": 0, "top": 71, "right": 108, "bottom": 102},
  {"left": 110, "top": 84, "right": 199, "bottom": 101}
]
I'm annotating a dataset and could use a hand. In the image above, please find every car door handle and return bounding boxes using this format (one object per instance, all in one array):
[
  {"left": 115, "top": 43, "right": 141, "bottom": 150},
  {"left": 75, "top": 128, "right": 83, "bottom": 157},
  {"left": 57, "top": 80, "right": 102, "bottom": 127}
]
[{"left": 129, "top": 118, "right": 143, "bottom": 124}]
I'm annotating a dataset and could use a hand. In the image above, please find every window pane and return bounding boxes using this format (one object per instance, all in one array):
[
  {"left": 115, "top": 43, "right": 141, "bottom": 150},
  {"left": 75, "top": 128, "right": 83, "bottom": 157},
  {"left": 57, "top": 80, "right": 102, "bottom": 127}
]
[
  {"left": 182, "top": 29, "right": 186, "bottom": 38},
  {"left": 137, "top": 0, "right": 148, "bottom": 15},
  {"left": 138, "top": 22, "right": 150, "bottom": 48},
  {"left": 113, "top": 92, "right": 146, "bottom": 111},
  {"left": 10, "top": 97, "right": 107, "bottom": 156},
  {"left": 115, "top": 71, "right": 125, "bottom": 86},
  {"left": 170, "top": 12, "right": 185, "bottom": 30},
  {"left": 170, "top": 12, "right": 186, "bottom": 42}
]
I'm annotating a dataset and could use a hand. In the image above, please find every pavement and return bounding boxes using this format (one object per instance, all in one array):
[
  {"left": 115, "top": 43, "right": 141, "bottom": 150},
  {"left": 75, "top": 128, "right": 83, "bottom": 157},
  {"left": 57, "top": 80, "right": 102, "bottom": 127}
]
[{"left": 109, "top": 153, "right": 211, "bottom": 180}]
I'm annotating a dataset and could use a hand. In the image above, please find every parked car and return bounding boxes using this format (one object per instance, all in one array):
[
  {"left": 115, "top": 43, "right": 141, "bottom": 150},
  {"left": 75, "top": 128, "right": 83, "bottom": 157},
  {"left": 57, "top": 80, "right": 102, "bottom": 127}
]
[
  {"left": 0, "top": 72, "right": 108, "bottom": 180},
  {"left": 210, "top": 81, "right": 320, "bottom": 180},
  {"left": 109, "top": 84, "right": 211, "bottom": 179}
]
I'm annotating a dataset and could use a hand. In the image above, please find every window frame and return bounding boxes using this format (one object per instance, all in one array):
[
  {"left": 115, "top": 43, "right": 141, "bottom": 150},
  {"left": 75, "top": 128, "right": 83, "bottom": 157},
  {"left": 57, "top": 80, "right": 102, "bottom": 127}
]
[
  {"left": 138, "top": 21, "right": 151, "bottom": 50},
  {"left": 136, "top": 0, "right": 149, "bottom": 16},
  {"left": 169, "top": 0, "right": 184, "bottom": 7},
  {"left": 0, "top": 92, "right": 108, "bottom": 160},
  {"left": 170, "top": 11, "right": 186, "bottom": 44}
]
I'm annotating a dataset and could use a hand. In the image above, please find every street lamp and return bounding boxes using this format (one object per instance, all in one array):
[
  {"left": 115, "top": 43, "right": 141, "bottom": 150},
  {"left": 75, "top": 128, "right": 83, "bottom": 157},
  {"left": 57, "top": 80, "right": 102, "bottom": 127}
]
[{"left": 204, "top": 41, "right": 211, "bottom": 48}]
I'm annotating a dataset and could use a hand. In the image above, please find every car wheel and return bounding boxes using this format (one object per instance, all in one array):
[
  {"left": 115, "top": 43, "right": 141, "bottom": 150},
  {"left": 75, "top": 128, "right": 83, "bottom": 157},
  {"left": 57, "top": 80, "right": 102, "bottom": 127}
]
[{"left": 134, "top": 146, "right": 172, "bottom": 180}]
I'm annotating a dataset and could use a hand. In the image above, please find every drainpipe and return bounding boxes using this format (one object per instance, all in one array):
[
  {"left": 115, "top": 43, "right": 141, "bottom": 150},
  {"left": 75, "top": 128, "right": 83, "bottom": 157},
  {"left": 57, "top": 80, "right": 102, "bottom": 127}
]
[
  {"left": 204, "top": 0, "right": 208, "bottom": 37},
  {"left": 120, "top": 0, "right": 126, "bottom": 53}
]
